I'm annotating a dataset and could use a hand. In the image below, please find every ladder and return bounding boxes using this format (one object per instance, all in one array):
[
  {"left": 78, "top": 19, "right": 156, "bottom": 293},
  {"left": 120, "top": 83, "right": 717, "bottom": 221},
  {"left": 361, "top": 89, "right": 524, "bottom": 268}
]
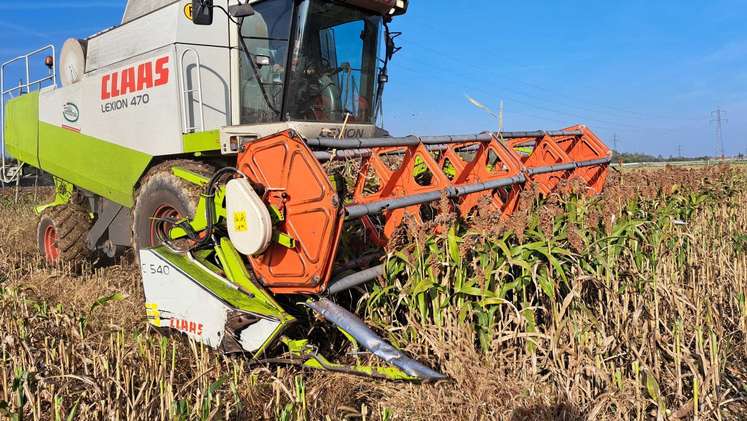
[
  {"left": 0, "top": 45, "right": 56, "bottom": 185},
  {"left": 179, "top": 48, "right": 205, "bottom": 133}
]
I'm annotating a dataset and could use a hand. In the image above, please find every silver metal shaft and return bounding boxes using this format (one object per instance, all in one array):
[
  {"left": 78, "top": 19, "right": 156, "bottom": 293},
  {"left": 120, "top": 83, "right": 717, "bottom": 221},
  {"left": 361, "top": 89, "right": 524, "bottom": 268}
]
[
  {"left": 307, "top": 298, "right": 447, "bottom": 382},
  {"left": 306, "top": 130, "right": 583, "bottom": 151},
  {"left": 343, "top": 156, "right": 610, "bottom": 220}
]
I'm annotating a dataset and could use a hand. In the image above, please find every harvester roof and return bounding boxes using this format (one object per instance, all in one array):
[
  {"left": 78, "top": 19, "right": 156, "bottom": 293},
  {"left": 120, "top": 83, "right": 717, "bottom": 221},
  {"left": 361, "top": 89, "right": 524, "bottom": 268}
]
[
  {"left": 122, "top": 0, "right": 407, "bottom": 24},
  {"left": 122, "top": 0, "right": 175, "bottom": 24},
  {"left": 338, "top": 0, "right": 408, "bottom": 16}
]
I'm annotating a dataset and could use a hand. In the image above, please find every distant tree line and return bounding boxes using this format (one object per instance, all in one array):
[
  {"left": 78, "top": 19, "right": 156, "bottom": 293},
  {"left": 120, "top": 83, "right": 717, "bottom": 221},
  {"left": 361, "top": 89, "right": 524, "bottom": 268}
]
[{"left": 610, "top": 150, "right": 744, "bottom": 163}]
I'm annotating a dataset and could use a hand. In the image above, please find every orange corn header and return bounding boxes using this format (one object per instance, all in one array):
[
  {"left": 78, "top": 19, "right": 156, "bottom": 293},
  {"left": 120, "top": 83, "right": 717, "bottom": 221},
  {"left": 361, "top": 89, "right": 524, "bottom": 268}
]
[{"left": 237, "top": 125, "right": 611, "bottom": 295}]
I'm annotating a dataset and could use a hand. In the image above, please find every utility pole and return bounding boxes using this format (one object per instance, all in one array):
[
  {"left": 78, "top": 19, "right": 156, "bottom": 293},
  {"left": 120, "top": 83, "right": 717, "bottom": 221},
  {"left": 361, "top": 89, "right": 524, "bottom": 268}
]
[
  {"left": 677, "top": 144, "right": 683, "bottom": 159},
  {"left": 612, "top": 134, "right": 619, "bottom": 152},
  {"left": 710, "top": 108, "right": 728, "bottom": 159}
]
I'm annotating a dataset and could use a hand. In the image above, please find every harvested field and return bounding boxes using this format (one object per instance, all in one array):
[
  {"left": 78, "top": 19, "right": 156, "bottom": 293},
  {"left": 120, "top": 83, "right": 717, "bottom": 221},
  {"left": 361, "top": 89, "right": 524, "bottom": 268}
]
[{"left": 1, "top": 165, "right": 746, "bottom": 420}]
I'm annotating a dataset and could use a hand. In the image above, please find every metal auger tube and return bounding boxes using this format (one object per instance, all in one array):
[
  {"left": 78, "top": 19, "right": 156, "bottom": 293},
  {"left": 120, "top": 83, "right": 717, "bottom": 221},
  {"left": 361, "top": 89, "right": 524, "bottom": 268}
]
[
  {"left": 345, "top": 175, "right": 526, "bottom": 220},
  {"left": 343, "top": 156, "right": 609, "bottom": 220},
  {"left": 306, "top": 298, "right": 447, "bottom": 382},
  {"left": 314, "top": 144, "right": 483, "bottom": 163},
  {"left": 314, "top": 149, "right": 373, "bottom": 162},
  {"left": 327, "top": 264, "right": 386, "bottom": 295},
  {"left": 527, "top": 157, "right": 612, "bottom": 176},
  {"left": 306, "top": 130, "right": 584, "bottom": 151}
]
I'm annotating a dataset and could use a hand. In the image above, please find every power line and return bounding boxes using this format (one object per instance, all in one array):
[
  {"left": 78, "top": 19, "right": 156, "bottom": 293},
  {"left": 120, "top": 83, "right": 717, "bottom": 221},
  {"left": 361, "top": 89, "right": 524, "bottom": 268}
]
[
  {"left": 710, "top": 108, "right": 728, "bottom": 159},
  {"left": 399, "top": 31, "right": 686, "bottom": 122},
  {"left": 392, "top": 59, "right": 700, "bottom": 134}
]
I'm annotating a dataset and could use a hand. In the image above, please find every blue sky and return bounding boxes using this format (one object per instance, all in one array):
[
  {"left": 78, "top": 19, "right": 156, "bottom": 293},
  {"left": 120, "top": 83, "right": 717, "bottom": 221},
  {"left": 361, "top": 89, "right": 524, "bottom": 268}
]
[{"left": 1, "top": 1, "right": 745, "bottom": 157}]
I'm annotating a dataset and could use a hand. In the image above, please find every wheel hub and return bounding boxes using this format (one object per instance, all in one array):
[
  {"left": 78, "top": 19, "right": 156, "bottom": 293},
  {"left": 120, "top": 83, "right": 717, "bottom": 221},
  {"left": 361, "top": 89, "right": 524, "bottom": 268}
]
[
  {"left": 43, "top": 225, "right": 61, "bottom": 263},
  {"left": 149, "top": 205, "right": 182, "bottom": 247}
]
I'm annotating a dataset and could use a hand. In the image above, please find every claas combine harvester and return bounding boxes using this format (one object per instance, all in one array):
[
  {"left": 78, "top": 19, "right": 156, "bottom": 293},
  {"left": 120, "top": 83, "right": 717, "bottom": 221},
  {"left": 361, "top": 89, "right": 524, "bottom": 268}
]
[{"left": 1, "top": 0, "right": 611, "bottom": 381}]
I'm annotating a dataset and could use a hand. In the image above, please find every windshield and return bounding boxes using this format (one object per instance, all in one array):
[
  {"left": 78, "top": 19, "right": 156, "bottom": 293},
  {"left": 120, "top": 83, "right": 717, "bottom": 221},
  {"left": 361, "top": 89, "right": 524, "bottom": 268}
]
[
  {"left": 239, "top": 0, "right": 293, "bottom": 124},
  {"left": 285, "top": 0, "right": 382, "bottom": 124}
]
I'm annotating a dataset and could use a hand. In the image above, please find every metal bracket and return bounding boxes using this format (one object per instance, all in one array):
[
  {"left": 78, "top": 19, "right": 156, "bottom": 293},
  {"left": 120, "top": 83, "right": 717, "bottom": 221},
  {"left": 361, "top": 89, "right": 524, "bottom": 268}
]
[
  {"left": 172, "top": 166, "right": 209, "bottom": 187},
  {"left": 86, "top": 200, "right": 129, "bottom": 251},
  {"left": 34, "top": 177, "right": 73, "bottom": 215},
  {"left": 273, "top": 232, "right": 296, "bottom": 249}
]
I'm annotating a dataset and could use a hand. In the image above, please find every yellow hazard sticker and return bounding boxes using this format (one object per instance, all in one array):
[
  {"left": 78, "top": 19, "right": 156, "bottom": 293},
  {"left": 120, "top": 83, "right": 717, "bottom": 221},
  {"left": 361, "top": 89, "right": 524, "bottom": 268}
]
[
  {"left": 233, "top": 211, "right": 248, "bottom": 232},
  {"left": 145, "top": 303, "right": 161, "bottom": 326},
  {"left": 184, "top": 3, "right": 193, "bottom": 21}
]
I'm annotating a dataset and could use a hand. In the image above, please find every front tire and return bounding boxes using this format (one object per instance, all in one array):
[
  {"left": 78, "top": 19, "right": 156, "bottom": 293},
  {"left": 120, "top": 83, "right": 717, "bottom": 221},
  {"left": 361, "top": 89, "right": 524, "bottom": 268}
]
[{"left": 131, "top": 160, "right": 214, "bottom": 253}]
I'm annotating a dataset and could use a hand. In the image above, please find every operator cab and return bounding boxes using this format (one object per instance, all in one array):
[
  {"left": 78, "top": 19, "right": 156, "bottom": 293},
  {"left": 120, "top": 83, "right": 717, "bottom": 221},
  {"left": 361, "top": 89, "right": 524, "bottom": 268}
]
[{"left": 192, "top": 0, "right": 407, "bottom": 152}]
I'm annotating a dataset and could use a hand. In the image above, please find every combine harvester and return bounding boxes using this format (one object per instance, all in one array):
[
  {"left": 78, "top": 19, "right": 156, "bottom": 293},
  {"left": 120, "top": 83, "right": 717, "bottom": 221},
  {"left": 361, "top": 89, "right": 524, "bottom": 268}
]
[{"left": 1, "top": 0, "right": 611, "bottom": 381}]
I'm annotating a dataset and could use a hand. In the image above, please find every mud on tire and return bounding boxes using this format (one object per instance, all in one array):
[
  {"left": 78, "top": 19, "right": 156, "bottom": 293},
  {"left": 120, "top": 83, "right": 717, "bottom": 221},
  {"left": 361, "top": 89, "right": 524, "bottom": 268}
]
[
  {"left": 37, "top": 204, "right": 93, "bottom": 266},
  {"left": 131, "top": 160, "right": 214, "bottom": 253}
]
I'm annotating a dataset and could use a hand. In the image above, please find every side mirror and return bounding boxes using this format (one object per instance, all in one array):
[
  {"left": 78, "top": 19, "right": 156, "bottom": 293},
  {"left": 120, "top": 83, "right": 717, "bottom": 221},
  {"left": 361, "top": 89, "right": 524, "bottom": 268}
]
[
  {"left": 192, "top": 0, "right": 214, "bottom": 25},
  {"left": 228, "top": 4, "right": 256, "bottom": 18}
]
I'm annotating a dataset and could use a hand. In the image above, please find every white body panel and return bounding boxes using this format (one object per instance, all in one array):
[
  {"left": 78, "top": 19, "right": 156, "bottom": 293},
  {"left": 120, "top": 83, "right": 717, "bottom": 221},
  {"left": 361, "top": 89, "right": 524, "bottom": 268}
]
[
  {"left": 36, "top": 1, "right": 233, "bottom": 156},
  {"left": 220, "top": 122, "right": 379, "bottom": 154},
  {"left": 87, "top": 7, "right": 178, "bottom": 74},
  {"left": 36, "top": 0, "right": 379, "bottom": 159},
  {"left": 141, "top": 249, "right": 229, "bottom": 347},
  {"left": 39, "top": 45, "right": 185, "bottom": 156},
  {"left": 140, "top": 249, "right": 283, "bottom": 353},
  {"left": 89, "top": 1, "right": 230, "bottom": 73},
  {"left": 38, "top": 82, "right": 83, "bottom": 131},
  {"left": 177, "top": 44, "right": 232, "bottom": 133},
  {"left": 123, "top": 0, "right": 176, "bottom": 24},
  {"left": 226, "top": 178, "right": 273, "bottom": 256},
  {"left": 88, "top": 47, "right": 182, "bottom": 155},
  {"left": 240, "top": 319, "right": 281, "bottom": 352}
]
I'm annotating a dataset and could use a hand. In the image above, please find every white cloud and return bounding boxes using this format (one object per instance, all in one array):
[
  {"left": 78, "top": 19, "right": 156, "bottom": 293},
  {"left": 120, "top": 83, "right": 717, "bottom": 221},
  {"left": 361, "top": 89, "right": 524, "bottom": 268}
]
[
  {"left": 0, "top": 20, "right": 49, "bottom": 38},
  {"left": 702, "top": 40, "right": 747, "bottom": 64}
]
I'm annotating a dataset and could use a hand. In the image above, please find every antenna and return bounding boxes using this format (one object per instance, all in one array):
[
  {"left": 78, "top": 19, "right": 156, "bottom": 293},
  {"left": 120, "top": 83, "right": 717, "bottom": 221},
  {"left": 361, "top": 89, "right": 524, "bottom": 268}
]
[
  {"left": 499, "top": 100, "right": 504, "bottom": 133},
  {"left": 466, "top": 95, "right": 501, "bottom": 133}
]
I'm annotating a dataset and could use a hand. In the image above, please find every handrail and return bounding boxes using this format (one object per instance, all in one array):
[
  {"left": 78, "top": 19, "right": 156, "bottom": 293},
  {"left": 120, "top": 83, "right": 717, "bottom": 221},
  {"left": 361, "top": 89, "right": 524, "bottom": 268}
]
[
  {"left": 1, "top": 44, "right": 57, "bottom": 183},
  {"left": 179, "top": 48, "right": 205, "bottom": 133}
]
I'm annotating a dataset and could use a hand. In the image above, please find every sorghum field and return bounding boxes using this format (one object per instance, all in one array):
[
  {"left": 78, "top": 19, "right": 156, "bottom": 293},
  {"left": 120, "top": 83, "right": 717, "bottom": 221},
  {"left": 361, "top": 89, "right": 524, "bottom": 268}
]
[{"left": 1, "top": 165, "right": 745, "bottom": 420}]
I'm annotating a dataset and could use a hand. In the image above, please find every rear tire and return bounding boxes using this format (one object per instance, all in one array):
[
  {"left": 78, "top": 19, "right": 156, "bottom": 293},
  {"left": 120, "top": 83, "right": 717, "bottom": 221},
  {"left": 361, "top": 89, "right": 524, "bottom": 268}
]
[
  {"left": 131, "top": 160, "right": 214, "bottom": 253},
  {"left": 37, "top": 205, "right": 93, "bottom": 266}
]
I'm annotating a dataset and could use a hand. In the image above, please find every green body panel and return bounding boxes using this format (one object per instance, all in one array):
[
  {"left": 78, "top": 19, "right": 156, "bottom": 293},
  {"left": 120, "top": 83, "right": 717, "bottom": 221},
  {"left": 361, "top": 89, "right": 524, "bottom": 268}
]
[
  {"left": 172, "top": 166, "right": 210, "bottom": 187},
  {"left": 170, "top": 166, "right": 226, "bottom": 239},
  {"left": 281, "top": 338, "right": 416, "bottom": 381},
  {"left": 216, "top": 238, "right": 257, "bottom": 293},
  {"left": 4, "top": 92, "right": 40, "bottom": 166},
  {"left": 182, "top": 130, "right": 221, "bottom": 154},
  {"left": 38, "top": 122, "right": 152, "bottom": 207},
  {"left": 516, "top": 146, "right": 534, "bottom": 155},
  {"left": 154, "top": 245, "right": 291, "bottom": 323},
  {"left": 4, "top": 91, "right": 152, "bottom": 207}
]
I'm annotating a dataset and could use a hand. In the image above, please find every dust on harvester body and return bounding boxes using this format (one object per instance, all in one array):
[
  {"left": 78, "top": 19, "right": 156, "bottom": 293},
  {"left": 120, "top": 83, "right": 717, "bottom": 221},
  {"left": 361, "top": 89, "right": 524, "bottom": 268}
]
[{"left": 0, "top": 0, "right": 611, "bottom": 381}]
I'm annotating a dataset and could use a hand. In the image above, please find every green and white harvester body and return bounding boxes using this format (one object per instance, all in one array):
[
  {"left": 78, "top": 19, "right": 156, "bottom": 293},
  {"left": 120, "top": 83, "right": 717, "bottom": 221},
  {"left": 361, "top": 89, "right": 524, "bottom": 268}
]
[
  {"left": 0, "top": 0, "right": 449, "bottom": 382},
  {"left": 1, "top": 0, "right": 613, "bottom": 382}
]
